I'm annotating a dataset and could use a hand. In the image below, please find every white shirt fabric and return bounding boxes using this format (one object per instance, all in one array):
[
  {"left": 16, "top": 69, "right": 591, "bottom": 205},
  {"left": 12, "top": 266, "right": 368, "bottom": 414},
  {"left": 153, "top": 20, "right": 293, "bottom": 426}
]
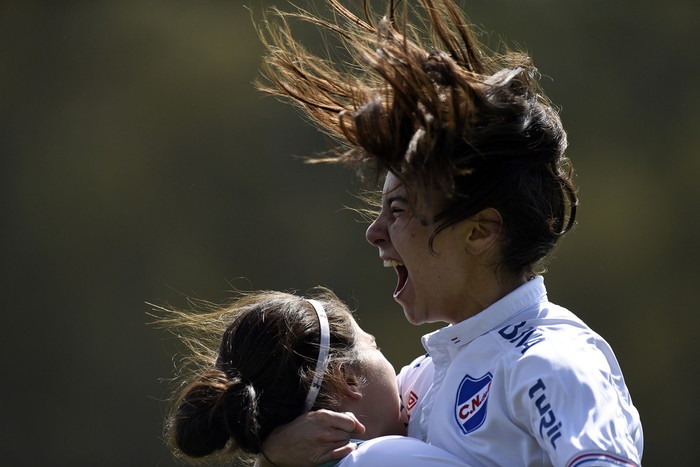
[
  {"left": 396, "top": 277, "right": 643, "bottom": 467},
  {"left": 337, "top": 436, "right": 469, "bottom": 466}
]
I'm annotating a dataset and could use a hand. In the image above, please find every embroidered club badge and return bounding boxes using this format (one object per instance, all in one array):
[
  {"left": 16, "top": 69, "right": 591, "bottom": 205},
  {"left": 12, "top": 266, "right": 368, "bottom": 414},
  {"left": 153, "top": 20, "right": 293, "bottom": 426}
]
[{"left": 454, "top": 373, "right": 492, "bottom": 434}]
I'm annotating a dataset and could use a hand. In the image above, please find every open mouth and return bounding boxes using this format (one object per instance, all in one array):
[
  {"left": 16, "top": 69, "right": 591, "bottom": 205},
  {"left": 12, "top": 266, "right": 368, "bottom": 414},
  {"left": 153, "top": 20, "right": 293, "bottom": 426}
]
[{"left": 384, "top": 260, "right": 409, "bottom": 298}]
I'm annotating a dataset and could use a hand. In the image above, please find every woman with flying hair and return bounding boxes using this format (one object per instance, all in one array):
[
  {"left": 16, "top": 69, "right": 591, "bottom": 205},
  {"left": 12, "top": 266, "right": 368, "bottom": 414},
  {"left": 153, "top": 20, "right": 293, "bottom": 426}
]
[{"left": 255, "top": 1, "right": 643, "bottom": 466}]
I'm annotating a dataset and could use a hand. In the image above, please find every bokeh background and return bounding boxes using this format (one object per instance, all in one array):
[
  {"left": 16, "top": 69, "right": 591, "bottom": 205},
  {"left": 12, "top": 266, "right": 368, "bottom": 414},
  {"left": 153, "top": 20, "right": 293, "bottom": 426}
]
[{"left": 2, "top": 0, "right": 697, "bottom": 465}]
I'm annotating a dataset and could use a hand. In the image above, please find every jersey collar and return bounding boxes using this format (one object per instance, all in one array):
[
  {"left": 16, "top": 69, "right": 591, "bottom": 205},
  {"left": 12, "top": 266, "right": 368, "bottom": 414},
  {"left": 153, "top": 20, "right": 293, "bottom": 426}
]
[{"left": 422, "top": 276, "right": 548, "bottom": 351}]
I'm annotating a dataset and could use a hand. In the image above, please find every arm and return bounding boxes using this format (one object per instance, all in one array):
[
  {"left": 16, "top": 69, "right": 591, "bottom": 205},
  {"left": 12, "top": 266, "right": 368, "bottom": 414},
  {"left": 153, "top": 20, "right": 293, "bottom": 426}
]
[
  {"left": 511, "top": 340, "right": 642, "bottom": 467},
  {"left": 337, "top": 436, "right": 471, "bottom": 467},
  {"left": 258, "top": 410, "right": 366, "bottom": 467}
]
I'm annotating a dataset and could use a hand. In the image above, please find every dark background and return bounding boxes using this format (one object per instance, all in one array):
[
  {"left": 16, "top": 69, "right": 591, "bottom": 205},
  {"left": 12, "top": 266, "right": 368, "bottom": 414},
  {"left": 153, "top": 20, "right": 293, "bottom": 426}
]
[{"left": 2, "top": 0, "right": 697, "bottom": 465}]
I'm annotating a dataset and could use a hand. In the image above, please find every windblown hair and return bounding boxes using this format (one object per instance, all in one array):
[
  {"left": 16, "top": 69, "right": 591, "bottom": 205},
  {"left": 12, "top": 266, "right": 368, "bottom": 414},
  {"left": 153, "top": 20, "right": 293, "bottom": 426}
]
[
  {"left": 258, "top": 0, "right": 578, "bottom": 274},
  {"left": 156, "top": 289, "right": 360, "bottom": 462}
]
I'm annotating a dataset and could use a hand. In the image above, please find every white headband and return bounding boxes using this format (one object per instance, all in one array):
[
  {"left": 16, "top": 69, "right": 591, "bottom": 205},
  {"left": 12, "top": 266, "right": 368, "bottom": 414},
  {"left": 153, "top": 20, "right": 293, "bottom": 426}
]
[{"left": 304, "top": 299, "right": 331, "bottom": 411}]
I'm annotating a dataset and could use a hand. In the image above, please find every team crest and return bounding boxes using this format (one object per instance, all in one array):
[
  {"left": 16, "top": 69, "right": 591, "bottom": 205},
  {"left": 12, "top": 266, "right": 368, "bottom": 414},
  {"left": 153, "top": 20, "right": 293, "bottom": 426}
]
[{"left": 454, "top": 373, "right": 492, "bottom": 434}]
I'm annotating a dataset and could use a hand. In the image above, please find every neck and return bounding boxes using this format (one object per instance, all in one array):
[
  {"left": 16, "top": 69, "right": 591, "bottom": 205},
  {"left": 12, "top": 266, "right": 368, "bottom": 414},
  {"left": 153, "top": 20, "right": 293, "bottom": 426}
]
[{"left": 448, "top": 269, "right": 527, "bottom": 324}]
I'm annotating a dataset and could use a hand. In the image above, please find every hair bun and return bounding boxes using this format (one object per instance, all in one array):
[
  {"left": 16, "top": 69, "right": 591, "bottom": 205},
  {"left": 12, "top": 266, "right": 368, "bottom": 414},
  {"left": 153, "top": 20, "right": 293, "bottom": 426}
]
[
  {"left": 221, "top": 375, "right": 262, "bottom": 452},
  {"left": 171, "top": 369, "right": 232, "bottom": 457},
  {"left": 171, "top": 364, "right": 265, "bottom": 457}
]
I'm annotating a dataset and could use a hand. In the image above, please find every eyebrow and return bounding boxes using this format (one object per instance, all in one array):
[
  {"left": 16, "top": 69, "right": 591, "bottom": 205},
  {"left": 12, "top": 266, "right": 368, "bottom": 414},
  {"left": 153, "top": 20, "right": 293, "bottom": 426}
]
[{"left": 385, "top": 195, "right": 408, "bottom": 205}]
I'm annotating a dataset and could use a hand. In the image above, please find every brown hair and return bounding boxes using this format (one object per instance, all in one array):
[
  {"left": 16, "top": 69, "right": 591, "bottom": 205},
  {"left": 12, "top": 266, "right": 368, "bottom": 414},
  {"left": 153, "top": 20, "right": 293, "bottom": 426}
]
[
  {"left": 258, "top": 0, "right": 578, "bottom": 275},
  {"left": 157, "top": 289, "right": 360, "bottom": 461}
]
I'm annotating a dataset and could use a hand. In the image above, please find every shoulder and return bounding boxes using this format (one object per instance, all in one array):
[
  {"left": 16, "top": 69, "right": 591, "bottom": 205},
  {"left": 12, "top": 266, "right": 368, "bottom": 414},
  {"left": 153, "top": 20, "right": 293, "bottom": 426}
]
[
  {"left": 496, "top": 313, "right": 621, "bottom": 402},
  {"left": 490, "top": 301, "right": 607, "bottom": 368},
  {"left": 490, "top": 309, "right": 643, "bottom": 465},
  {"left": 337, "top": 436, "right": 468, "bottom": 467},
  {"left": 397, "top": 353, "right": 433, "bottom": 384}
]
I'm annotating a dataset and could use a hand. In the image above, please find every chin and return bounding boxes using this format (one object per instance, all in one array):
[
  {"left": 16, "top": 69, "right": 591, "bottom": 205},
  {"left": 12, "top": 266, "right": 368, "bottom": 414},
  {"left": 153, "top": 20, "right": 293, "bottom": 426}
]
[
  {"left": 404, "top": 313, "right": 422, "bottom": 325},
  {"left": 402, "top": 303, "right": 447, "bottom": 325},
  {"left": 401, "top": 305, "right": 427, "bottom": 325}
]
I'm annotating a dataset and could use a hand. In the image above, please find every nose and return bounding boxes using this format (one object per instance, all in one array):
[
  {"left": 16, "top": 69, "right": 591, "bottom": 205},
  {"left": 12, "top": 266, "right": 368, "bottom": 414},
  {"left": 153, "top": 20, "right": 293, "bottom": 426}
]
[{"left": 366, "top": 215, "right": 386, "bottom": 246}]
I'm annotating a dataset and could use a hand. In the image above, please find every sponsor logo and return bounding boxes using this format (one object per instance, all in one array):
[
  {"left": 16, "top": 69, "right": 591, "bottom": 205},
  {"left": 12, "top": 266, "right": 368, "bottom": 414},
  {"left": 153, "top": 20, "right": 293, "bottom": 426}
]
[
  {"left": 406, "top": 391, "right": 418, "bottom": 411},
  {"left": 528, "top": 379, "right": 562, "bottom": 449},
  {"left": 454, "top": 373, "right": 492, "bottom": 434},
  {"left": 498, "top": 320, "right": 544, "bottom": 355}
]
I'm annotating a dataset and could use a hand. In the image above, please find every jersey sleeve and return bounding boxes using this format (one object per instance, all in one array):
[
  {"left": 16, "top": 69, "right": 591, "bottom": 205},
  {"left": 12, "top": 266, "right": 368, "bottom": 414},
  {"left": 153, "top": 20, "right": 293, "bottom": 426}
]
[
  {"left": 337, "top": 436, "right": 470, "bottom": 467},
  {"left": 396, "top": 353, "right": 431, "bottom": 391},
  {"left": 396, "top": 354, "right": 434, "bottom": 430},
  {"left": 507, "top": 335, "right": 642, "bottom": 467}
]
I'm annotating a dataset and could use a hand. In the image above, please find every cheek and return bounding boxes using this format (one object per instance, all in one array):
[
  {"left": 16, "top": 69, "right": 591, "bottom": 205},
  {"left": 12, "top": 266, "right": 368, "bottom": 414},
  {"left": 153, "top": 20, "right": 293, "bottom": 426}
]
[
  {"left": 373, "top": 358, "right": 398, "bottom": 391},
  {"left": 363, "top": 352, "right": 391, "bottom": 377},
  {"left": 390, "top": 225, "right": 431, "bottom": 256}
]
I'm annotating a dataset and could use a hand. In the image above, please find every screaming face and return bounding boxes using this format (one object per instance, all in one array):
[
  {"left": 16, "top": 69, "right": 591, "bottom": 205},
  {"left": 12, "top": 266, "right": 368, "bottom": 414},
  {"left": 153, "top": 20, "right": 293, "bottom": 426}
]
[{"left": 365, "top": 173, "right": 476, "bottom": 325}]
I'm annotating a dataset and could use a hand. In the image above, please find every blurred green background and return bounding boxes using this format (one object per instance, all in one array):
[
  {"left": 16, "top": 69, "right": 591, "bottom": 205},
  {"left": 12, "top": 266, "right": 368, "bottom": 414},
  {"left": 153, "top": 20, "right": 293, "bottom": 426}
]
[{"left": 2, "top": 0, "right": 697, "bottom": 465}]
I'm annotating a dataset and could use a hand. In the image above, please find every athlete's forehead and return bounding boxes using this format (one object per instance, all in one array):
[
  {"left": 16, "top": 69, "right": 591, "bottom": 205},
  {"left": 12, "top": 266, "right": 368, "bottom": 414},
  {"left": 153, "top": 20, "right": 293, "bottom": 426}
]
[
  {"left": 380, "top": 173, "right": 409, "bottom": 203},
  {"left": 382, "top": 172, "right": 402, "bottom": 191},
  {"left": 379, "top": 172, "right": 444, "bottom": 215}
]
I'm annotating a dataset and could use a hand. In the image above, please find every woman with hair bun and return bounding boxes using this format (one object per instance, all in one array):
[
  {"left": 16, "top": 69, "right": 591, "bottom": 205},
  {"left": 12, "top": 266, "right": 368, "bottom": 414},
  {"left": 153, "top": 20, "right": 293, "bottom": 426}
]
[
  {"left": 160, "top": 290, "right": 468, "bottom": 466},
  {"left": 256, "top": 0, "right": 643, "bottom": 466}
]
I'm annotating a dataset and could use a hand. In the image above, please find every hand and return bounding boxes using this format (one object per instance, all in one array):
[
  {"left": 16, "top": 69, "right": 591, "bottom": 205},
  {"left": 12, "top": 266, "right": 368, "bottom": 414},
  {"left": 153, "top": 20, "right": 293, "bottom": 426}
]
[{"left": 261, "top": 410, "right": 366, "bottom": 467}]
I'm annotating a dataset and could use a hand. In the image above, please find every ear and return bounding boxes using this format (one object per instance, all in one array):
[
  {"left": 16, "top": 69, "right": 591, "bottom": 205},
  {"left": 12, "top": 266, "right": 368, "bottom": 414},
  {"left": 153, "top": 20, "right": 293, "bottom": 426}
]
[
  {"left": 338, "top": 364, "right": 363, "bottom": 400},
  {"left": 465, "top": 208, "right": 503, "bottom": 256}
]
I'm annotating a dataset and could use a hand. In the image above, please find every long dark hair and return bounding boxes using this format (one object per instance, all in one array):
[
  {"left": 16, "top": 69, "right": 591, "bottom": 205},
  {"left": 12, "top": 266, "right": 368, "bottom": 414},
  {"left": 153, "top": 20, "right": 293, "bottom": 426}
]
[
  {"left": 258, "top": 0, "right": 577, "bottom": 275},
  {"left": 156, "top": 289, "right": 360, "bottom": 461}
]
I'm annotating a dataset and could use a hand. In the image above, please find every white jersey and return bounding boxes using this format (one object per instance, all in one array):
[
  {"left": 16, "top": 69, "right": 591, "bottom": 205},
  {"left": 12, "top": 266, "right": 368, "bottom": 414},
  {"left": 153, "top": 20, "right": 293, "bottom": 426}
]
[
  {"left": 396, "top": 277, "right": 643, "bottom": 467},
  {"left": 336, "top": 436, "right": 469, "bottom": 466}
]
